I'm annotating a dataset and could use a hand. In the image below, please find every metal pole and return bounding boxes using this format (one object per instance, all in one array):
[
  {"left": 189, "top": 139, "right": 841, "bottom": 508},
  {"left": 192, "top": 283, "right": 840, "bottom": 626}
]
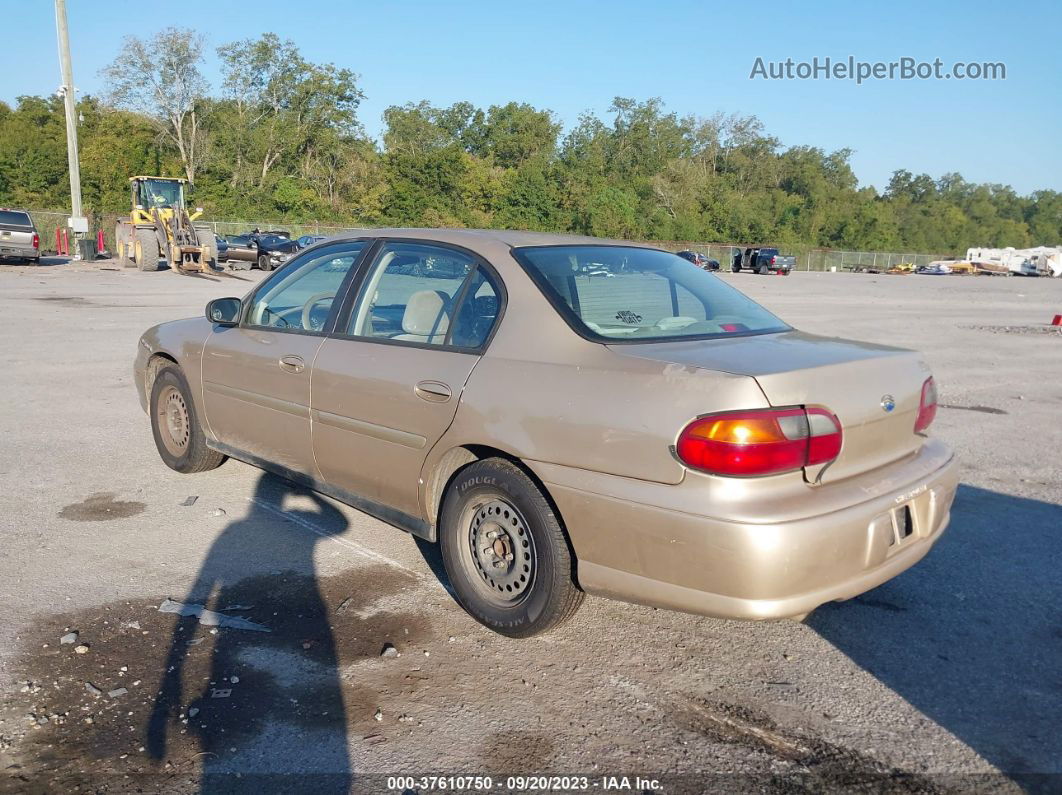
[{"left": 55, "top": 0, "right": 85, "bottom": 259}]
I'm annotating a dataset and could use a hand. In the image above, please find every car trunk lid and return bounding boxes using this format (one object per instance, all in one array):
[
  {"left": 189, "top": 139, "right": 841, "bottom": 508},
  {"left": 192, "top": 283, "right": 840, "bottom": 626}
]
[{"left": 608, "top": 331, "right": 930, "bottom": 483}]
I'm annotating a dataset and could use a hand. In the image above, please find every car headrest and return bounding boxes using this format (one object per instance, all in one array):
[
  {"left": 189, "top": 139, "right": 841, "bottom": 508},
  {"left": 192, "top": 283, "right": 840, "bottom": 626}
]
[{"left": 402, "top": 290, "right": 451, "bottom": 337}]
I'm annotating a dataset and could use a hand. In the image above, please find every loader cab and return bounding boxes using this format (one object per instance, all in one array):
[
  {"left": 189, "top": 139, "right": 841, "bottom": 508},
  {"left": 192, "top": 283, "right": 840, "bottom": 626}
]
[{"left": 131, "top": 177, "right": 186, "bottom": 213}]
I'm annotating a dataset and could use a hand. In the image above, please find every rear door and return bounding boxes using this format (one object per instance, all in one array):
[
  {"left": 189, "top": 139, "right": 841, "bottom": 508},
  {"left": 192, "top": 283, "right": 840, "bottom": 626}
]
[
  {"left": 201, "top": 242, "right": 369, "bottom": 476},
  {"left": 311, "top": 240, "right": 503, "bottom": 519}
]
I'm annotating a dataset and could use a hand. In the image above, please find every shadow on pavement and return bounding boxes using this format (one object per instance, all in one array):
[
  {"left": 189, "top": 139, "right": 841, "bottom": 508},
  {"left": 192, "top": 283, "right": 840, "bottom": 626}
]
[
  {"left": 810, "top": 484, "right": 1062, "bottom": 790},
  {"left": 146, "top": 473, "right": 352, "bottom": 793}
]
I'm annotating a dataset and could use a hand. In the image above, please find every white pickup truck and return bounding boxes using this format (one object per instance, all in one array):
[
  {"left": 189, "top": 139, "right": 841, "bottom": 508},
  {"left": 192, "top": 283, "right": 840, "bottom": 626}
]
[{"left": 0, "top": 209, "right": 40, "bottom": 264}]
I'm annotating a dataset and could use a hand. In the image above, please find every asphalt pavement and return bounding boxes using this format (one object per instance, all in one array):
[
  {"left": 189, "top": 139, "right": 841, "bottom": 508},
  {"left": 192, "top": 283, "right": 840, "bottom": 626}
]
[{"left": 1, "top": 257, "right": 1059, "bottom": 793}]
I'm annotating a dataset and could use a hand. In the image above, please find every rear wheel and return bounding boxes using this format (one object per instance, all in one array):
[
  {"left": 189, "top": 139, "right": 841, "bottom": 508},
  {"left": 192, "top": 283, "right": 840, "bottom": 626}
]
[
  {"left": 757, "top": 263, "right": 768, "bottom": 275},
  {"left": 149, "top": 366, "right": 226, "bottom": 474},
  {"left": 134, "top": 229, "right": 161, "bottom": 271},
  {"left": 439, "top": 458, "right": 583, "bottom": 638},
  {"left": 116, "top": 223, "right": 133, "bottom": 268}
]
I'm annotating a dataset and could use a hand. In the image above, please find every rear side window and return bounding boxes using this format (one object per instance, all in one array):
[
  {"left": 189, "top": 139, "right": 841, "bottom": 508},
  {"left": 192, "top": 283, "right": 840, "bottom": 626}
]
[
  {"left": 450, "top": 269, "right": 500, "bottom": 348},
  {"left": 513, "top": 245, "right": 788, "bottom": 342},
  {"left": 0, "top": 211, "right": 32, "bottom": 227},
  {"left": 346, "top": 242, "right": 500, "bottom": 349}
]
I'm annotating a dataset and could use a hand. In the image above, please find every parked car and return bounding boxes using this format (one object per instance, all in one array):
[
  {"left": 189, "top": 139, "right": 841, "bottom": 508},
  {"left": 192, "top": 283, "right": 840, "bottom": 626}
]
[
  {"left": 252, "top": 234, "right": 299, "bottom": 271},
  {"left": 732, "top": 247, "right": 795, "bottom": 275},
  {"left": 0, "top": 208, "right": 40, "bottom": 264},
  {"left": 222, "top": 233, "right": 298, "bottom": 271},
  {"left": 296, "top": 234, "right": 328, "bottom": 249},
  {"left": 135, "top": 230, "right": 957, "bottom": 637},
  {"left": 675, "top": 250, "right": 719, "bottom": 271},
  {"left": 221, "top": 235, "right": 257, "bottom": 267}
]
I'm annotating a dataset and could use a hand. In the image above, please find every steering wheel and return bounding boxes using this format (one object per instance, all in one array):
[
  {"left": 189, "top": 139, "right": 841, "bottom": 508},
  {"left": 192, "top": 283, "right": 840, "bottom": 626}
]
[{"left": 301, "top": 292, "right": 335, "bottom": 331}]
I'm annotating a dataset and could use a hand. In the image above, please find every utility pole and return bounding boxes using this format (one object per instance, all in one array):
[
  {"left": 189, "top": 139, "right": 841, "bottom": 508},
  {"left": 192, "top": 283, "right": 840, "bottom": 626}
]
[{"left": 54, "top": 0, "right": 87, "bottom": 259}]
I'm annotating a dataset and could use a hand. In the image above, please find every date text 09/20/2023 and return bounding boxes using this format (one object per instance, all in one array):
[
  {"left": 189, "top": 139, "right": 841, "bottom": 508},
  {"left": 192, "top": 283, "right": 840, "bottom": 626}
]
[{"left": 385, "top": 775, "right": 663, "bottom": 791}]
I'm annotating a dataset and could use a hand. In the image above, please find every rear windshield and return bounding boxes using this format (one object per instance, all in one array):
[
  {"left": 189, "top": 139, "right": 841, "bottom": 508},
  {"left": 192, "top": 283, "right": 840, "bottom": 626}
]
[
  {"left": 513, "top": 245, "right": 789, "bottom": 342},
  {"left": 0, "top": 210, "right": 32, "bottom": 227}
]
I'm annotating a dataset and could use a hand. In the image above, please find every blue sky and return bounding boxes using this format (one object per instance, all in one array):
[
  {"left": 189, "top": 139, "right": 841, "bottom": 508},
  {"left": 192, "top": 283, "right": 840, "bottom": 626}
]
[{"left": 2, "top": 0, "right": 1059, "bottom": 194}]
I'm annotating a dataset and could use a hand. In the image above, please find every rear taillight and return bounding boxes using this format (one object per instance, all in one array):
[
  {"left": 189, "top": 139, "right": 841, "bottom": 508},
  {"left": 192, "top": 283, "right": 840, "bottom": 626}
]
[
  {"left": 676, "top": 407, "right": 842, "bottom": 477},
  {"left": 770, "top": 255, "right": 777, "bottom": 264},
  {"left": 914, "top": 376, "right": 937, "bottom": 433},
  {"left": 32, "top": 233, "right": 39, "bottom": 250}
]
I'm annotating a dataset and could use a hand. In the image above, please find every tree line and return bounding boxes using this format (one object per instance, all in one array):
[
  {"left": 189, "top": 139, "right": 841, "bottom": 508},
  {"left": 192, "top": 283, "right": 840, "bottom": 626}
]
[{"left": 1, "top": 27, "right": 1058, "bottom": 254}]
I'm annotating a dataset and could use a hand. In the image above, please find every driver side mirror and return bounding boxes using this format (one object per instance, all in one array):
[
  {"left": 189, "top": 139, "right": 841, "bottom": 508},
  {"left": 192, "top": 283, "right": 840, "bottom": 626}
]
[{"left": 206, "top": 297, "right": 241, "bottom": 327}]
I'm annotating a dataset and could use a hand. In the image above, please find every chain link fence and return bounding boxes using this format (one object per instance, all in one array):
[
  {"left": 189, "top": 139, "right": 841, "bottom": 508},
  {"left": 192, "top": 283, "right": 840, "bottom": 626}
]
[
  {"left": 25, "top": 209, "right": 954, "bottom": 270},
  {"left": 26, "top": 210, "right": 361, "bottom": 255},
  {"left": 655, "top": 242, "right": 953, "bottom": 272}
]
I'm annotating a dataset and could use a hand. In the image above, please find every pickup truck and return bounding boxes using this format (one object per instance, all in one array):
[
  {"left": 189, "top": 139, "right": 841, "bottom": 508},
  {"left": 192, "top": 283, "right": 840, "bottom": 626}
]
[
  {"left": 731, "top": 247, "right": 795, "bottom": 275},
  {"left": 0, "top": 209, "right": 40, "bottom": 264}
]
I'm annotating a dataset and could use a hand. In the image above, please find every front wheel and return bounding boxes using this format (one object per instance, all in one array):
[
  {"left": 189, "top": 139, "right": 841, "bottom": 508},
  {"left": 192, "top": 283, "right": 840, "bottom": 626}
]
[
  {"left": 150, "top": 366, "right": 226, "bottom": 474},
  {"left": 135, "top": 229, "right": 161, "bottom": 271},
  {"left": 258, "top": 254, "right": 274, "bottom": 272},
  {"left": 439, "top": 458, "right": 584, "bottom": 637}
]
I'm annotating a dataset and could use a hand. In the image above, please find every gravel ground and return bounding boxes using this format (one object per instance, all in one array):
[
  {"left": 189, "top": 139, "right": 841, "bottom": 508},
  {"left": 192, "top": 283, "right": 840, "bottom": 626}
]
[{"left": 0, "top": 258, "right": 1059, "bottom": 793}]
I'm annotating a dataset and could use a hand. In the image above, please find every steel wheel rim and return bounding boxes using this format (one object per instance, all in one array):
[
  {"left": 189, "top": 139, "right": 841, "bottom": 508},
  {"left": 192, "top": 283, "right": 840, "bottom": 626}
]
[
  {"left": 465, "top": 498, "right": 536, "bottom": 606},
  {"left": 157, "top": 385, "right": 190, "bottom": 457}
]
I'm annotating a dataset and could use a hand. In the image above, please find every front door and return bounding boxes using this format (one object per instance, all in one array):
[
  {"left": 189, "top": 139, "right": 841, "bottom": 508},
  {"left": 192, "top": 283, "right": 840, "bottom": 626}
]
[
  {"left": 311, "top": 241, "right": 503, "bottom": 519},
  {"left": 201, "top": 242, "right": 369, "bottom": 477}
]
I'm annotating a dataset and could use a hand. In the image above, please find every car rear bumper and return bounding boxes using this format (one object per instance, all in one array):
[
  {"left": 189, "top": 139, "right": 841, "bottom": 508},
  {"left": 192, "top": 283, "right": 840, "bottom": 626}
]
[
  {"left": 531, "top": 439, "right": 958, "bottom": 620},
  {"left": 0, "top": 243, "right": 38, "bottom": 257}
]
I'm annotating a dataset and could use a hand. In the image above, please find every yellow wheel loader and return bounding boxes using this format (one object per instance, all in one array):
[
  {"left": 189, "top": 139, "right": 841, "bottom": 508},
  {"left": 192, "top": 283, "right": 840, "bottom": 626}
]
[{"left": 114, "top": 177, "right": 216, "bottom": 273}]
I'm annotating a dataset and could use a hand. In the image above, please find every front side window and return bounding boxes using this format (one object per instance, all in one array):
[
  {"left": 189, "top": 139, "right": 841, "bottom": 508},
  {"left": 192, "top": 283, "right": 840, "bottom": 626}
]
[
  {"left": 513, "top": 245, "right": 789, "bottom": 341},
  {"left": 346, "top": 242, "right": 499, "bottom": 348},
  {"left": 246, "top": 242, "right": 367, "bottom": 332}
]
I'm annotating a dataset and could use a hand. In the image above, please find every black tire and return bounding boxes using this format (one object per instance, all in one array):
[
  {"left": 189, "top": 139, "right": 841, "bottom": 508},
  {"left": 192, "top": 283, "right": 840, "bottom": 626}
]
[
  {"left": 194, "top": 225, "right": 217, "bottom": 270},
  {"left": 116, "top": 223, "right": 134, "bottom": 268},
  {"left": 258, "top": 254, "right": 274, "bottom": 271},
  {"left": 731, "top": 265, "right": 740, "bottom": 273},
  {"left": 149, "top": 366, "right": 226, "bottom": 474},
  {"left": 135, "top": 229, "right": 161, "bottom": 271},
  {"left": 439, "top": 458, "right": 583, "bottom": 638},
  {"left": 757, "top": 263, "right": 768, "bottom": 275}
]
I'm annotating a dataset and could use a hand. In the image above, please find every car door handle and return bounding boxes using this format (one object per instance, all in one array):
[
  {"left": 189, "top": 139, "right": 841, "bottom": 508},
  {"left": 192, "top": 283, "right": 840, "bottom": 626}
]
[
  {"left": 414, "top": 380, "right": 452, "bottom": 402},
  {"left": 279, "top": 355, "right": 305, "bottom": 373}
]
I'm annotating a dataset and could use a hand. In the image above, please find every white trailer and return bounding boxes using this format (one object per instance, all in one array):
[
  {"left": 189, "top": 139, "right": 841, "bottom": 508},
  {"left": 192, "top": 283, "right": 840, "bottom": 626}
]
[{"left": 965, "top": 245, "right": 1062, "bottom": 277}]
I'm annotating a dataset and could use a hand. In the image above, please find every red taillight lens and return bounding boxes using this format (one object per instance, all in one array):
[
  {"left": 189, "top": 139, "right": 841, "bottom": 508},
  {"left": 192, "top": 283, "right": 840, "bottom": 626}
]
[
  {"left": 914, "top": 376, "right": 937, "bottom": 433},
  {"left": 32, "top": 233, "right": 39, "bottom": 249},
  {"left": 771, "top": 255, "right": 777, "bottom": 264},
  {"left": 676, "top": 407, "right": 842, "bottom": 476}
]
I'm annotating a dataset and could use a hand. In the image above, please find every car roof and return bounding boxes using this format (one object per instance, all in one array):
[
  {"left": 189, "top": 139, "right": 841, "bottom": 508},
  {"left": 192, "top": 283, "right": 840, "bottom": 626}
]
[{"left": 325, "top": 227, "right": 657, "bottom": 251}]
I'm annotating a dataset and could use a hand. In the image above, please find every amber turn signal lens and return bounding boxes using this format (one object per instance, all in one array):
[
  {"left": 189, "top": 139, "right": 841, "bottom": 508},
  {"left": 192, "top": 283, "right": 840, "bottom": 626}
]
[{"left": 677, "top": 407, "right": 842, "bottom": 476}]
